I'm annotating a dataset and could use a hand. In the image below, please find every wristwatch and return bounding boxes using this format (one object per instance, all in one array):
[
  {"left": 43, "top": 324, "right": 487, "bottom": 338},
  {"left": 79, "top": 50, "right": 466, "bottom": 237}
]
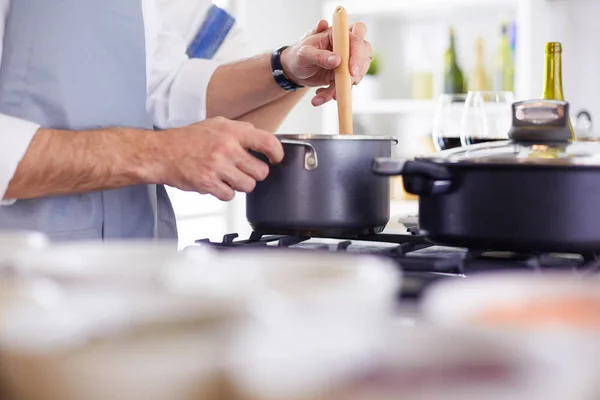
[{"left": 271, "top": 46, "right": 304, "bottom": 92}]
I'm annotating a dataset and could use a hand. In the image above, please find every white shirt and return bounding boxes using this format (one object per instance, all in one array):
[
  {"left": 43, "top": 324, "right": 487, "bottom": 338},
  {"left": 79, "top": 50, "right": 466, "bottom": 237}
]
[{"left": 0, "top": 0, "right": 222, "bottom": 202}]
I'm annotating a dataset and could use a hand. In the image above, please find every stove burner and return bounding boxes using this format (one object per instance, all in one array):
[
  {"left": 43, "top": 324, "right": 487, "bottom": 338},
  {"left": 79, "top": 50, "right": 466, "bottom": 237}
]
[{"left": 194, "top": 230, "right": 600, "bottom": 300}]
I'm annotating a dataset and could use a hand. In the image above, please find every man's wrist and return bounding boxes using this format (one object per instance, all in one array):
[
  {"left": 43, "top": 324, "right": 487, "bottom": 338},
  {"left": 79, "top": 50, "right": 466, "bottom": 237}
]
[
  {"left": 272, "top": 46, "right": 303, "bottom": 91},
  {"left": 133, "top": 129, "right": 169, "bottom": 185}
]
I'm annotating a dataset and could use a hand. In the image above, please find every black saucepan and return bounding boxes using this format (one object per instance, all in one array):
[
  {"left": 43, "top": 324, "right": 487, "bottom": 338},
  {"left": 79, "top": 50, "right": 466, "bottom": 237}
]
[
  {"left": 246, "top": 6, "right": 399, "bottom": 238},
  {"left": 373, "top": 99, "right": 600, "bottom": 254},
  {"left": 247, "top": 135, "right": 397, "bottom": 237}
]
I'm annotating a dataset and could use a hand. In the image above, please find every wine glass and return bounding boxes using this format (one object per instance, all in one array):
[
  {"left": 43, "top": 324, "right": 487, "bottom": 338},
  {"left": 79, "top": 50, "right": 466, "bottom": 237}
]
[
  {"left": 432, "top": 93, "right": 468, "bottom": 152},
  {"left": 460, "top": 91, "right": 514, "bottom": 147}
]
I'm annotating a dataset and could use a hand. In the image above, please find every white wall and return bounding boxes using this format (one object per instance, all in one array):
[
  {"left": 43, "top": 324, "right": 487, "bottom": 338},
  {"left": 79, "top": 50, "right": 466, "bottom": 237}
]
[
  {"left": 551, "top": 0, "right": 600, "bottom": 124},
  {"left": 237, "top": 0, "right": 324, "bottom": 135}
]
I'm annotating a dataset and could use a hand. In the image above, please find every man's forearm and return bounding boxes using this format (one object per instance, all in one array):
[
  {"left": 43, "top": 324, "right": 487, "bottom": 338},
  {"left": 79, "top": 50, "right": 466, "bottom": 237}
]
[
  {"left": 207, "top": 53, "right": 289, "bottom": 120},
  {"left": 236, "top": 89, "right": 308, "bottom": 132},
  {"left": 4, "top": 128, "right": 160, "bottom": 200}
]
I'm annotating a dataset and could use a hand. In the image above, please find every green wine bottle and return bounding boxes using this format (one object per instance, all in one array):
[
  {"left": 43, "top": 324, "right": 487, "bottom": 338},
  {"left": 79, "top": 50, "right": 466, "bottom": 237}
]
[
  {"left": 542, "top": 42, "right": 565, "bottom": 100},
  {"left": 492, "top": 22, "right": 514, "bottom": 92},
  {"left": 542, "top": 42, "right": 575, "bottom": 140},
  {"left": 443, "top": 27, "right": 465, "bottom": 94}
]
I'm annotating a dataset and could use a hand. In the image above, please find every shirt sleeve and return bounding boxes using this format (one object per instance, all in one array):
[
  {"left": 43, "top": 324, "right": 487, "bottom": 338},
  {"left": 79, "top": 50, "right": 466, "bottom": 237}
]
[
  {"left": 0, "top": 0, "right": 41, "bottom": 205},
  {"left": 145, "top": 0, "right": 220, "bottom": 129},
  {"left": 0, "top": 115, "right": 40, "bottom": 205}
]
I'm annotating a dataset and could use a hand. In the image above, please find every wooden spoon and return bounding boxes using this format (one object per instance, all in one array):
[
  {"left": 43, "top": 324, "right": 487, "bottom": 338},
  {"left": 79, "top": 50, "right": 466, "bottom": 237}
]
[{"left": 332, "top": 6, "right": 353, "bottom": 135}]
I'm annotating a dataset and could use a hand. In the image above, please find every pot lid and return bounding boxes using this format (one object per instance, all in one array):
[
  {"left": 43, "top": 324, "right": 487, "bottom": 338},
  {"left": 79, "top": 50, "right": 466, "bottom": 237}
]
[{"left": 425, "top": 99, "right": 600, "bottom": 167}]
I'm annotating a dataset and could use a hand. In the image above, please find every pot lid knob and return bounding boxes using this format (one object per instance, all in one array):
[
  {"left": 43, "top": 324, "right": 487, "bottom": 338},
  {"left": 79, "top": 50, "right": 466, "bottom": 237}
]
[{"left": 507, "top": 99, "right": 573, "bottom": 143}]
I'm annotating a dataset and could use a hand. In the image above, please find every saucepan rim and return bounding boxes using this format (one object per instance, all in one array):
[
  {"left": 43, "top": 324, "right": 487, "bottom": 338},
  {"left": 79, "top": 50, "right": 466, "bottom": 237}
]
[{"left": 276, "top": 134, "right": 398, "bottom": 142}]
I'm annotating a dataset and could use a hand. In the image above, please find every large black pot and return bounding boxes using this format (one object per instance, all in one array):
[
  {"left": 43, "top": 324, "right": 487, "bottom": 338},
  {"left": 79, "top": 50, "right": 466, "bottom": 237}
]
[
  {"left": 373, "top": 99, "right": 600, "bottom": 254},
  {"left": 247, "top": 135, "right": 397, "bottom": 237}
]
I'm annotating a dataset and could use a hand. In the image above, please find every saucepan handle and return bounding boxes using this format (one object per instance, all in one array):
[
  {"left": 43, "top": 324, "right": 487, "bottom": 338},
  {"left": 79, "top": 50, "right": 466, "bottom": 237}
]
[
  {"left": 372, "top": 158, "right": 453, "bottom": 196},
  {"left": 280, "top": 139, "right": 319, "bottom": 171}
]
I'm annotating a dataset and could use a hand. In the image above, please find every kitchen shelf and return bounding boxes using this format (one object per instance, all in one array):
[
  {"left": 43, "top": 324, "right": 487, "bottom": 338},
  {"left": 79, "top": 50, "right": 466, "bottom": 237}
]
[
  {"left": 353, "top": 99, "right": 436, "bottom": 115},
  {"left": 323, "top": 0, "right": 517, "bottom": 18}
]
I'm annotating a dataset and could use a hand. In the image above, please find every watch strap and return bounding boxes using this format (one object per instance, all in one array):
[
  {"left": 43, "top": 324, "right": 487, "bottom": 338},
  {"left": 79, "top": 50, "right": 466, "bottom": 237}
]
[{"left": 271, "top": 46, "right": 304, "bottom": 91}]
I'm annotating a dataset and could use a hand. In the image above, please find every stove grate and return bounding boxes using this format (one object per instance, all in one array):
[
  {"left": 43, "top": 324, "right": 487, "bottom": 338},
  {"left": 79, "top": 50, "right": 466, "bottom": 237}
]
[{"left": 195, "top": 232, "right": 600, "bottom": 275}]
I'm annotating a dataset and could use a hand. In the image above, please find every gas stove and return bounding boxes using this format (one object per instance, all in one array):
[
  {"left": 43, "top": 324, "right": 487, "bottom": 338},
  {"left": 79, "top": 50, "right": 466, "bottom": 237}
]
[{"left": 195, "top": 226, "right": 600, "bottom": 300}]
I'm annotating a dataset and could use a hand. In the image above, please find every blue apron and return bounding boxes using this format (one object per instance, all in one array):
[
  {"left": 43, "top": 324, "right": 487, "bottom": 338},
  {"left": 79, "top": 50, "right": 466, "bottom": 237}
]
[{"left": 0, "top": 0, "right": 177, "bottom": 242}]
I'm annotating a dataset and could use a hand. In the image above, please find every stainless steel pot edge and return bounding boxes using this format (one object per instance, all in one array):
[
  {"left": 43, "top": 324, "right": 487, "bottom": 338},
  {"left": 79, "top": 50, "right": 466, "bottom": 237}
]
[{"left": 276, "top": 134, "right": 398, "bottom": 142}]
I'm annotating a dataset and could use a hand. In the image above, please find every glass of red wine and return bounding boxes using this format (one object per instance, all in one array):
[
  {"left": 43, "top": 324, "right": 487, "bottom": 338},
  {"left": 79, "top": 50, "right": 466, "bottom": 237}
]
[
  {"left": 432, "top": 94, "right": 468, "bottom": 152},
  {"left": 460, "top": 91, "right": 514, "bottom": 147}
]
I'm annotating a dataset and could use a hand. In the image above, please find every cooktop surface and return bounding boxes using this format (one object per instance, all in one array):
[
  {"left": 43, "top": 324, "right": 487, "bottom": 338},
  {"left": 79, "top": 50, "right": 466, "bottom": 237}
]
[{"left": 194, "top": 224, "right": 600, "bottom": 300}]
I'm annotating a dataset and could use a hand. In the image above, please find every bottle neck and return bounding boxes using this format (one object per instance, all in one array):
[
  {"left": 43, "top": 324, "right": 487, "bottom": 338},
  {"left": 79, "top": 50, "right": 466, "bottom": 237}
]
[
  {"left": 447, "top": 35, "right": 457, "bottom": 67},
  {"left": 542, "top": 52, "right": 564, "bottom": 100},
  {"left": 475, "top": 39, "right": 484, "bottom": 66}
]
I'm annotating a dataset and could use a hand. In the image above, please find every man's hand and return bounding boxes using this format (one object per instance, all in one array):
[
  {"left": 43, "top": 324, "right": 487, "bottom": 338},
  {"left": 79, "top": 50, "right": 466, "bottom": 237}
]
[
  {"left": 4, "top": 119, "right": 284, "bottom": 203},
  {"left": 280, "top": 20, "right": 373, "bottom": 107},
  {"left": 156, "top": 118, "right": 284, "bottom": 201}
]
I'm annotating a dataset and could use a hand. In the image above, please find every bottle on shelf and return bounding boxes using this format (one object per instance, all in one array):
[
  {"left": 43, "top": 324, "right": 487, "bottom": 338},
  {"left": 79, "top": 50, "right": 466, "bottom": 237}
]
[
  {"left": 492, "top": 22, "right": 514, "bottom": 92},
  {"left": 443, "top": 27, "right": 466, "bottom": 95},
  {"left": 542, "top": 42, "right": 565, "bottom": 101},
  {"left": 542, "top": 42, "right": 575, "bottom": 140},
  {"left": 469, "top": 36, "right": 489, "bottom": 91}
]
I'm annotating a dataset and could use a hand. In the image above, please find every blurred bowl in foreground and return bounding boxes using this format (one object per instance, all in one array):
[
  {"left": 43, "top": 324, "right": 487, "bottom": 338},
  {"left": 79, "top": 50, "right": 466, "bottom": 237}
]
[
  {"left": 11, "top": 239, "right": 215, "bottom": 289},
  {"left": 420, "top": 271, "right": 600, "bottom": 334},
  {"left": 420, "top": 271, "right": 600, "bottom": 399},
  {"left": 0, "top": 288, "right": 242, "bottom": 400},
  {"left": 0, "top": 230, "right": 49, "bottom": 266},
  {"left": 164, "top": 248, "right": 402, "bottom": 321},
  {"left": 226, "top": 316, "right": 581, "bottom": 400}
]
